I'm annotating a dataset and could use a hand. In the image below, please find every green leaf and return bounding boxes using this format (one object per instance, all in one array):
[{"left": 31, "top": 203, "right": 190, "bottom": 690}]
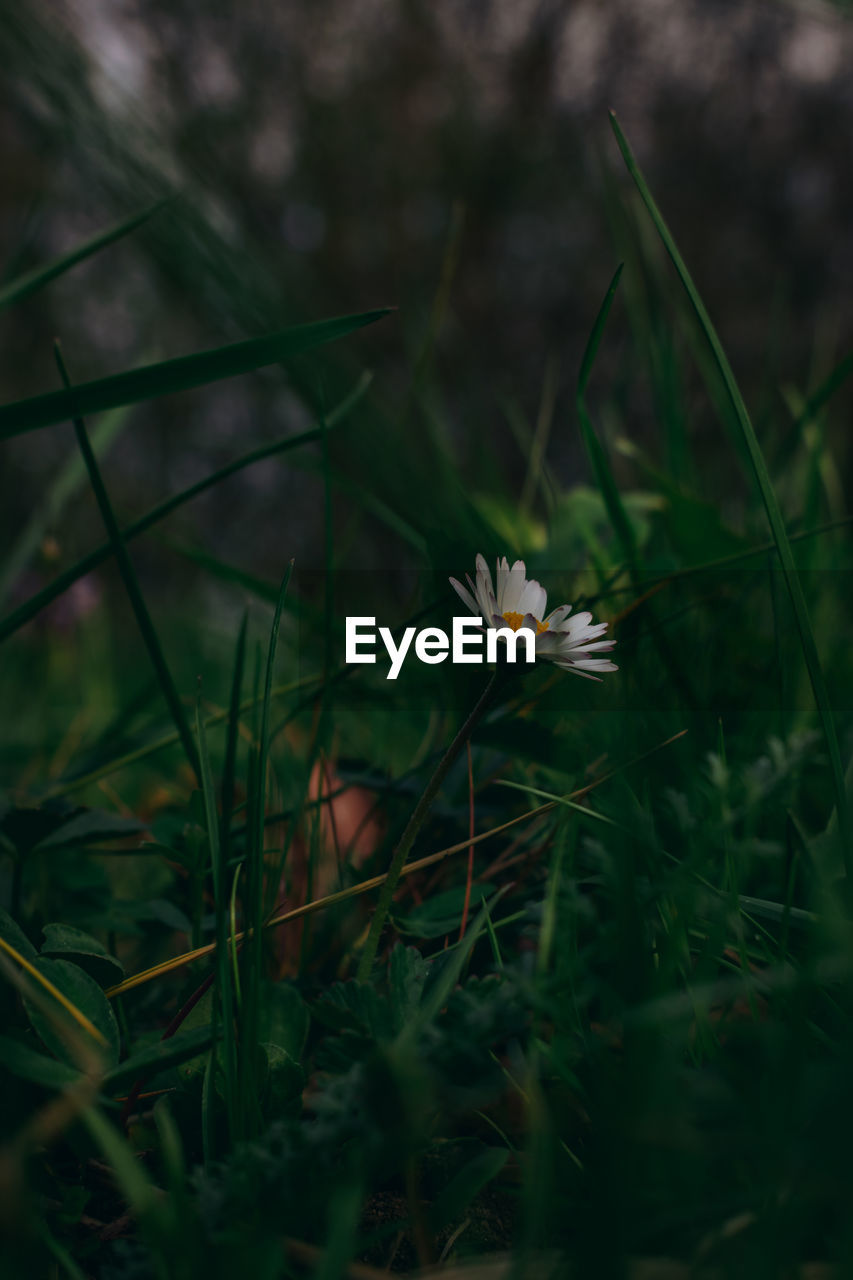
[
  {"left": 429, "top": 1145, "right": 510, "bottom": 1231},
  {"left": 104, "top": 1025, "right": 218, "bottom": 1094},
  {"left": 164, "top": 541, "right": 279, "bottom": 602},
  {"left": 1, "top": 804, "right": 86, "bottom": 855},
  {"left": 416, "top": 898, "right": 504, "bottom": 1029},
  {"left": 0, "top": 200, "right": 168, "bottom": 312},
  {"left": 389, "top": 944, "right": 428, "bottom": 1033},
  {"left": 735, "top": 895, "right": 815, "bottom": 929},
  {"left": 0, "top": 309, "right": 391, "bottom": 439},
  {"left": 262, "top": 981, "right": 309, "bottom": 1061},
  {"left": 0, "top": 1026, "right": 220, "bottom": 1096},
  {"left": 0, "top": 1033, "right": 80, "bottom": 1089},
  {"left": 0, "top": 905, "right": 39, "bottom": 963},
  {"left": 259, "top": 1043, "right": 304, "bottom": 1120},
  {"left": 312, "top": 980, "right": 392, "bottom": 1040},
  {"left": 41, "top": 923, "right": 124, "bottom": 987},
  {"left": 33, "top": 809, "right": 146, "bottom": 852},
  {"left": 24, "top": 957, "right": 120, "bottom": 1068},
  {"left": 393, "top": 886, "right": 497, "bottom": 939},
  {"left": 170, "top": 988, "right": 220, "bottom": 1090}
]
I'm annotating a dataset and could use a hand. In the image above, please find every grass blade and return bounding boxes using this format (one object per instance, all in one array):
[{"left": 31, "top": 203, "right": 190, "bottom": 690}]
[
  {"left": 610, "top": 111, "right": 851, "bottom": 875},
  {"left": 253, "top": 565, "right": 294, "bottom": 922},
  {"left": 197, "top": 624, "right": 244, "bottom": 1141},
  {"left": 496, "top": 779, "right": 624, "bottom": 829},
  {"left": 0, "top": 404, "right": 129, "bottom": 609},
  {"left": 39, "top": 1222, "right": 89, "bottom": 1280},
  {"left": 0, "top": 309, "right": 390, "bottom": 439},
  {"left": 0, "top": 199, "right": 168, "bottom": 312},
  {"left": 54, "top": 343, "right": 200, "bottom": 783},
  {"left": 241, "top": 563, "right": 293, "bottom": 1134},
  {"left": 160, "top": 543, "right": 279, "bottom": 602},
  {"left": 41, "top": 676, "right": 318, "bottom": 801},
  {"left": 0, "top": 372, "right": 371, "bottom": 643},
  {"left": 415, "top": 895, "right": 501, "bottom": 1028},
  {"left": 794, "top": 349, "right": 853, "bottom": 431},
  {"left": 103, "top": 1026, "right": 217, "bottom": 1093},
  {"left": 577, "top": 261, "right": 698, "bottom": 708},
  {"left": 104, "top": 729, "right": 688, "bottom": 999},
  {"left": 576, "top": 262, "right": 638, "bottom": 570},
  {"left": 80, "top": 1106, "right": 164, "bottom": 1227},
  {"left": 221, "top": 611, "right": 249, "bottom": 863},
  {"left": 578, "top": 262, "right": 623, "bottom": 396}
]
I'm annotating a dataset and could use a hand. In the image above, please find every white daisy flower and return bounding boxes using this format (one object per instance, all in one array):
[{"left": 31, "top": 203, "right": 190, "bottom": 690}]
[{"left": 449, "top": 553, "right": 618, "bottom": 681}]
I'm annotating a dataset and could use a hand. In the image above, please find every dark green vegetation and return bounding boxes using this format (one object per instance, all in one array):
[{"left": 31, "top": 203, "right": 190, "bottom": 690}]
[{"left": 1, "top": 118, "right": 852, "bottom": 1280}]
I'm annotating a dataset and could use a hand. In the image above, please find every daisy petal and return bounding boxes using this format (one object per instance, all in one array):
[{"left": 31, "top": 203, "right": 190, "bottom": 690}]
[
  {"left": 517, "top": 579, "right": 547, "bottom": 620},
  {"left": 545, "top": 604, "right": 572, "bottom": 628},
  {"left": 499, "top": 563, "right": 526, "bottom": 613},
  {"left": 534, "top": 631, "right": 566, "bottom": 653},
  {"left": 449, "top": 576, "right": 478, "bottom": 615},
  {"left": 450, "top": 553, "right": 617, "bottom": 684}
]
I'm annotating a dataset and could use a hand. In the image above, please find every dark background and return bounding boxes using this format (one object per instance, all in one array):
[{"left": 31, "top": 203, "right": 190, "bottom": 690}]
[{"left": 2, "top": 0, "right": 852, "bottom": 587}]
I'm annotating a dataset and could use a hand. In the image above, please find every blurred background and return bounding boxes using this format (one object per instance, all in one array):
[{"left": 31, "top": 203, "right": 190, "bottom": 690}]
[
  {"left": 1, "top": 0, "right": 852, "bottom": 779},
  {"left": 5, "top": 10, "right": 853, "bottom": 1272}
]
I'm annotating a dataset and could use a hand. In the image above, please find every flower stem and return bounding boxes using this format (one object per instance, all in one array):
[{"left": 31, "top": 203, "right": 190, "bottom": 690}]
[{"left": 355, "top": 670, "right": 500, "bottom": 982}]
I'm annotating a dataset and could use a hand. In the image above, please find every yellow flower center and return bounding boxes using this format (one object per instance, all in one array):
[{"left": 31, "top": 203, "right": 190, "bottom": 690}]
[{"left": 502, "top": 611, "right": 548, "bottom": 635}]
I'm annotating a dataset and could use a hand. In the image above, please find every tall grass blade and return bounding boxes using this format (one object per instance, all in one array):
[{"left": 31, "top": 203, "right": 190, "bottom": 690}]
[
  {"left": 221, "top": 611, "right": 248, "bottom": 864},
  {"left": 241, "top": 563, "right": 293, "bottom": 1135},
  {"left": 42, "top": 676, "right": 317, "bottom": 800},
  {"left": 253, "top": 569, "right": 293, "bottom": 903},
  {"left": 0, "top": 373, "right": 371, "bottom": 643},
  {"left": 80, "top": 1105, "right": 164, "bottom": 1227},
  {"left": 196, "top": 699, "right": 236, "bottom": 1137},
  {"left": 205, "top": 615, "right": 246, "bottom": 1143},
  {"left": 610, "top": 111, "right": 851, "bottom": 875},
  {"left": 54, "top": 343, "right": 200, "bottom": 783},
  {"left": 576, "top": 263, "right": 638, "bottom": 570},
  {"left": 0, "top": 199, "right": 168, "bottom": 312},
  {"left": 0, "top": 405, "right": 129, "bottom": 609},
  {"left": 578, "top": 261, "right": 698, "bottom": 707},
  {"left": 520, "top": 353, "right": 559, "bottom": 517},
  {"left": 0, "top": 309, "right": 390, "bottom": 438},
  {"left": 496, "top": 779, "right": 624, "bottom": 829},
  {"left": 795, "top": 349, "right": 853, "bottom": 430},
  {"left": 39, "top": 1222, "right": 89, "bottom": 1280}
]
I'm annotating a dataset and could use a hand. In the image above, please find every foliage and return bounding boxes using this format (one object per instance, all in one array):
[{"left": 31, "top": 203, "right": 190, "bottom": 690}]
[{"left": 1, "top": 114, "right": 852, "bottom": 1280}]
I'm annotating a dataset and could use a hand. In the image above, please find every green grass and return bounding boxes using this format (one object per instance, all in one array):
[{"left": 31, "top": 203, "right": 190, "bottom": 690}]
[{"left": 1, "top": 123, "right": 852, "bottom": 1280}]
